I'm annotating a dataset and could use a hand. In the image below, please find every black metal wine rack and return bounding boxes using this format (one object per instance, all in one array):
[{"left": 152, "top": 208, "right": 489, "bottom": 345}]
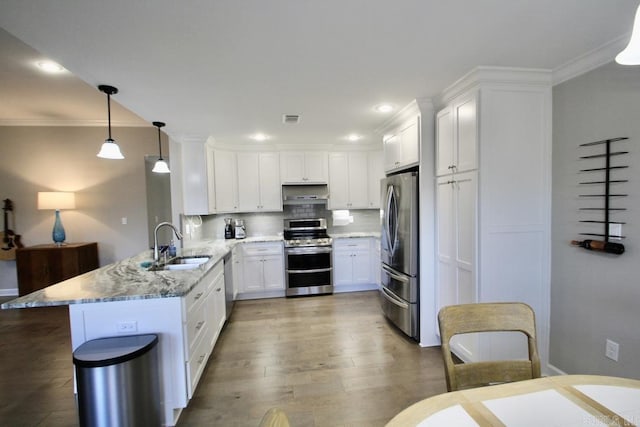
[{"left": 577, "top": 137, "right": 628, "bottom": 243}]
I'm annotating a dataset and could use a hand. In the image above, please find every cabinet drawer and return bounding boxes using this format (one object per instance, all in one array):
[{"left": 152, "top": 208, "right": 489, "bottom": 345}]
[
  {"left": 185, "top": 279, "right": 209, "bottom": 316},
  {"left": 185, "top": 261, "right": 222, "bottom": 316},
  {"left": 333, "top": 238, "right": 370, "bottom": 252},
  {"left": 186, "top": 303, "right": 208, "bottom": 354},
  {"left": 242, "top": 242, "right": 282, "bottom": 256},
  {"left": 186, "top": 329, "right": 211, "bottom": 398}
]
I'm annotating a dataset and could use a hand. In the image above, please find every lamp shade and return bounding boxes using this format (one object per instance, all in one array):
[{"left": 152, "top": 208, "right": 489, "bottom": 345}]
[
  {"left": 97, "top": 139, "right": 125, "bottom": 159},
  {"left": 37, "top": 192, "right": 76, "bottom": 210},
  {"left": 152, "top": 159, "right": 171, "bottom": 173},
  {"left": 616, "top": 5, "right": 640, "bottom": 65}
]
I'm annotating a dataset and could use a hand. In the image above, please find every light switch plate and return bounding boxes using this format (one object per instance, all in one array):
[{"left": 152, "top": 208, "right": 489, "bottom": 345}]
[{"left": 605, "top": 339, "right": 619, "bottom": 361}]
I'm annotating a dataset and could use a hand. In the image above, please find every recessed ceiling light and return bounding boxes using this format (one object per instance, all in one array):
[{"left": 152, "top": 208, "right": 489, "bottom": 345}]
[
  {"left": 250, "top": 133, "right": 269, "bottom": 141},
  {"left": 347, "top": 134, "right": 362, "bottom": 142},
  {"left": 374, "top": 103, "right": 395, "bottom": 113},
  {"left": 36, "top": 60, "right": 66, "bottom": 74}
]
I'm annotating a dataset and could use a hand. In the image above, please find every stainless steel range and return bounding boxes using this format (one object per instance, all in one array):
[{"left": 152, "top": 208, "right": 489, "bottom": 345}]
[{"left": 283, "top": 218, "right": 333, "bottom": 296}]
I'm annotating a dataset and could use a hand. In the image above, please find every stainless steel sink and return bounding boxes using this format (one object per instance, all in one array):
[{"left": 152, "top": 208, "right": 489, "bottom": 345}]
[{"left": 148, "top": 255, "right": 211, "bottom": 271}]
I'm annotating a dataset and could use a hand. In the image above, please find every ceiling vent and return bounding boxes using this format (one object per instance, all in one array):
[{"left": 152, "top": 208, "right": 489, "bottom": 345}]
[{"left": 282, "top": 114, "right": 301, "bottom": 124}]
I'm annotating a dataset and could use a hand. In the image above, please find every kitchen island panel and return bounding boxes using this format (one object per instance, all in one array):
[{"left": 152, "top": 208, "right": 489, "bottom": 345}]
[{"left": 69, "top": 297, "right": 187, "bottom": 426}]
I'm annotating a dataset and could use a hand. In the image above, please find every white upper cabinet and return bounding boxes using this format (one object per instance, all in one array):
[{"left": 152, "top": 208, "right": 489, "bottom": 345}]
[
  {"left": 328, "top": 152, "right": 369, "bottom": 210},
  {"left": 212, "top": 150, "right": 238, "bottom": 212},
  {"left": 436, "top": 107, "right": 454, "bottom": 176},
  {"left": 381, "top": 101, "right": 421, "bottom": 174},
  {"left": 237, "top": 152, "right": 282, "bottom": 212},
  {"left": 182, "top": 142, "right": 215, "bottom": 215},
  {"left": 383, "top": 133, "right": 401, "bottom": 172},
  {"left": 437, "top": 92, "right": 478, "bottom": 176},
  {"left": 367, "top": 150, "right": 384, "bottom": 208},
  {"left": 280, "top": 151, "right": 328, "bottom": 184}
]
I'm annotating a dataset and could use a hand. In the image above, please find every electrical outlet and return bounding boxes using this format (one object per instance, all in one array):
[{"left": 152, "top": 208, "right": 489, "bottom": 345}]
[
  {"left": 605, "top": 339, "right": 619, "bottom": 361},
  {"left": 117, "top": 320, "right": 137, "bottom": 333}
]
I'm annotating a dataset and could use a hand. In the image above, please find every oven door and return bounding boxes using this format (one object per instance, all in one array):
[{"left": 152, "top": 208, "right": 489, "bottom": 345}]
[{"left": 285, "top": 246, "right": 333, "bottom": 296}]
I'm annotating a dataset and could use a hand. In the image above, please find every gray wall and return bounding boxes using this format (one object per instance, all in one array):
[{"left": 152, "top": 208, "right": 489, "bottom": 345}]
[
  {"left": 0, "top": 125, "right": 167, "bottom": 294},
  {"left": 551, "top": 62, "right": 640, "bottom": 378}
]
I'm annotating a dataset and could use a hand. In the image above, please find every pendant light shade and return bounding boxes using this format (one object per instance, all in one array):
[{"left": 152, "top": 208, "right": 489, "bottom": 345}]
[
  {"left": 152, "top": 121, "right": 170, "bottom": 173},
  {"left": 96, "top": 85, "right": 125, "bottom": 159},
  {"left": 616, "top": 5, "right": 640, "bottom": 65}
]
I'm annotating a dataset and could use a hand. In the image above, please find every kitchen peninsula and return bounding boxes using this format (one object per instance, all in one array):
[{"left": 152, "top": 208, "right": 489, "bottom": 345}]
[
  {"left": 1, "top": 232, "right": 379, "bottom": 426},
  {"left": 1, "top": 237, "right": 270, "bottom": 426}
]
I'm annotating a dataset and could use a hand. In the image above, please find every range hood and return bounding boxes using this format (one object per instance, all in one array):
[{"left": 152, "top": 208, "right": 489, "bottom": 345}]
[{"left": 282, "top": 184, "right": 329, "bottom": 205}]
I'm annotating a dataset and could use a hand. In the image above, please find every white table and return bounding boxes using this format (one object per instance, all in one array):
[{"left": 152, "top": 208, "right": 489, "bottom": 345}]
[{"left": 386, "top": 375, "right": 640, "bottom": 427}]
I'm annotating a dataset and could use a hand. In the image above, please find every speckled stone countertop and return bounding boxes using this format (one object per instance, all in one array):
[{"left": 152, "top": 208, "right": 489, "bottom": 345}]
[
  {"left": 1, "top": 235, "right": 283, "bottom": 310},
  {"left": 330, "top": 231, "right": 381, "bottom": 239}
]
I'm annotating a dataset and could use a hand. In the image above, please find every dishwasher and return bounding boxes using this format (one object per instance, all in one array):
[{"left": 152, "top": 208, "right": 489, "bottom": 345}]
[{"left": 223, "top": 251, "right": 234, "bottom": 320}]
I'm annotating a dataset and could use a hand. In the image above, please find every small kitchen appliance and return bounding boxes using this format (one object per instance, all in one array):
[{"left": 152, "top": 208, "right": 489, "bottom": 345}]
[
  {"left": 224, "top": 217, "right": 235, "bottom": 239},
  {"left": 234, "top": 219, "right": 246, "bottom": 239}
]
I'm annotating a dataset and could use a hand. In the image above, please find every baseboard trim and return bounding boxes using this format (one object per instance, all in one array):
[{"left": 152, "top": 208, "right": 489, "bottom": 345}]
[
  {"left": 545, "top": 363, "right": 568, "bottom": 376},
  {"left": 0, "top": 288, "right": 18, "bottom": 297}
]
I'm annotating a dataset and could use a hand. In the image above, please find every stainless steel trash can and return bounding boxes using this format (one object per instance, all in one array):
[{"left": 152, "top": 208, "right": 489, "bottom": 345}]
[{"left": 73, "top": 334, "right": 161, "bottom": 427}]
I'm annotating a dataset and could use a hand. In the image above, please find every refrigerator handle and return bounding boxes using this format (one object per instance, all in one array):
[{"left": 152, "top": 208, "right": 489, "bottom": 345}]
[
  {"left": 382, "top": 264, "right": 410, "bottom": 283},
  {"left": 385, "top": 184, "right": 396, "bottom": 254},
  {"left": 381, "top": 286, "right": 409, "bottom": 309}
]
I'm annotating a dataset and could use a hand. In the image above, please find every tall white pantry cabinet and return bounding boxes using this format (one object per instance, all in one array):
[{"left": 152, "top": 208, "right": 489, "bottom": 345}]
[{"left": 434, "top": 67, "right": 552, "bottom": 369}]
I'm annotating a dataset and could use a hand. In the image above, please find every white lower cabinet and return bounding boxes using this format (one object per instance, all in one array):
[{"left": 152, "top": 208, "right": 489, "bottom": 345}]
[
  {"left": 68, "top": 261, "right": 227, "bottom": 427},
  {"left": 371, "top": 238, "right": 381, "bottom": 285},
  {"left": 333, "top": 238, "right": 378, "bottom": 292},
  {"left": 238, "top": 242, "right": 285, "bottom": 297}
]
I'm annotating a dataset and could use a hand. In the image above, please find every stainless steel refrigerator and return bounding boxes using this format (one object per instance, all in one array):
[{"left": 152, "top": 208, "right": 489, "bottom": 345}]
[{"left": 380, "top": 171, "right": 419, "bottom": 340}]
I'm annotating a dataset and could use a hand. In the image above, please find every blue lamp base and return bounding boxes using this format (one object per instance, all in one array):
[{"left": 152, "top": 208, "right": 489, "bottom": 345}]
[{"left": 52, "top": 210, "right": 66, "bottom": 246}]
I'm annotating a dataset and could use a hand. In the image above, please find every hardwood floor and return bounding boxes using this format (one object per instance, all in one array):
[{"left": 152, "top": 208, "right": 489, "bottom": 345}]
[{"left": 0, "top": 291, "right": 446, "bottom": 426}]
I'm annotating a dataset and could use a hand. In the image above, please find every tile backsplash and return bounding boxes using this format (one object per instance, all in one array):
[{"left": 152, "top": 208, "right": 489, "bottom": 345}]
[{"left": 183, "top": 204, "right": 380, "bottom": 241}]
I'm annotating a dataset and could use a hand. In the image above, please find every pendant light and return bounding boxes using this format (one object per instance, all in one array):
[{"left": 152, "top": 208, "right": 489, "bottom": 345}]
[
  {"left": 616, "top": 4, "right": 640, "bottom": 65},
  {"left": 152, "top": 121, "right": 170, "bottom": 173},
  {"left": 96, "top": 85, "right": 125, "bottom": 159}
]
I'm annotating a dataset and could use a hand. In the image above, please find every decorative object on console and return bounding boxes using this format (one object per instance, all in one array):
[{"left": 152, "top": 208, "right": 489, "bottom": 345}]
[
  {"left": 0, "top": 199, "right": 24, "bottom": 260},
  {"left": 37, "top": 192, "right": 76, "bottom": 246},
  {"left": 96, "top": 85, "right": 124, "bottom": 159},
  {"left": 572, "top": 137, "right": 628, "bottom": 255},
  {"left": 616, "top": 4, "right": 640, "bottom": 65},
  {"left": 151, "top": 121, "right": 170, "bottom": 173}
]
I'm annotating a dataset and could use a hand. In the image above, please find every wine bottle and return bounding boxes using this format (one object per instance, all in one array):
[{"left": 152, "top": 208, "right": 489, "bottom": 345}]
[{"left": 571, "top": 239, "right": 625, "bottom": 255}]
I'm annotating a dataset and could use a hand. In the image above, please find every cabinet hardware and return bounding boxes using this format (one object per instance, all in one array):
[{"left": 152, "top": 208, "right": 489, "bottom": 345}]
[{"left": 195, "top": 321, "right": 204, "bottom": 330}]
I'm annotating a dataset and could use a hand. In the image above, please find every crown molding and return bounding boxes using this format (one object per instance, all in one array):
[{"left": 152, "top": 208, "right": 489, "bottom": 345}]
[
  {"left": 375, "top": 98, "right": 434, "bottom": 135},
  {"left": 441, "top": 66, "right": 552, "bottom": 104},
  {"left": 552, "top": 34, "right": 630, "bottom": 86}
]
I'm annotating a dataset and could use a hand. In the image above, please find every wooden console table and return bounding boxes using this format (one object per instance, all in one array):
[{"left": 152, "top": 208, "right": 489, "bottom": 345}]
[{"left": 16, "top": 243, "right": 99, "bottom": 296}]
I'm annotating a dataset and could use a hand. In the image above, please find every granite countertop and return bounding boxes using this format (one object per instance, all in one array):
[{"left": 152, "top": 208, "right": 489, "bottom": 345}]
[
  {"left": 1, "top": 235, "right": 283, "bottom": 310},
  {"left": 330, "top": 231, "right": 381, "bottom": 239}
]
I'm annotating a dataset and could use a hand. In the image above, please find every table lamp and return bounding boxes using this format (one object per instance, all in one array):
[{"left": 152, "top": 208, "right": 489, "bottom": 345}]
[{"left": 37, "top": 192, "right": 76, "bottom": 246}]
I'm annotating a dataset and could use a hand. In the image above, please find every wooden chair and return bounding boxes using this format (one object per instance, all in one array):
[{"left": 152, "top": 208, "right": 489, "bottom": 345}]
[
  {"left": 438, "top": 302, "right": 541, "bottom": 392},
  {"left": 259, "top": 408, "right": 290, "bottom": 427}
]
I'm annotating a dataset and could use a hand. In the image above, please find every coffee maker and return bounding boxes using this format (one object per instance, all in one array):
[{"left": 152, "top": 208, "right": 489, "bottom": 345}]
[{"left": 224, "top": 218, "right": 235, "bottom": 239}]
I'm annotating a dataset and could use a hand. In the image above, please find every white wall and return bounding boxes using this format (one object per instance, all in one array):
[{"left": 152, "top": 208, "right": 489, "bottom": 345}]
[
  {"left": 0, "top": 125, "right": 167, "bottom": 295},
  {"left": 551, "top": 61, "right": 640, "bottom": 378}
]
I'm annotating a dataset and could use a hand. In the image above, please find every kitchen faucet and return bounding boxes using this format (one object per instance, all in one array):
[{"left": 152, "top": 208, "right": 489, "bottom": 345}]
[{"left": 153, "top": 222, "right": 183, "bottom": 264}]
